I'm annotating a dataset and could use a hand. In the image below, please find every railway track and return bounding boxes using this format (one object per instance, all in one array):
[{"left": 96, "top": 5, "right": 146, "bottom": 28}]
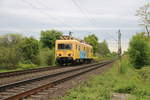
[
  {"left": 0, "top": 66, "right": 62, "bottom": 78},
  {"left": 0, "top": 60, "right": 114, "bottom": 100},
  {"left": 0, "top": 67, "right": 67, "bottom": 86},
  {"left": 0, "top": 63, "right": 98, "bottom": 86}
]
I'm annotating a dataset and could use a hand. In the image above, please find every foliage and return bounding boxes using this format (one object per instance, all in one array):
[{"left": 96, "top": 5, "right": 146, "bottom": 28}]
[
  {"left": 58, "top": 58, "right": 150, "bottom": 100},
  {"left": 106, "top": 52, "right": 118, "bottom": 58},
  {"left": 0, "top": 34, "right": 23, "bottom": 47},
  {"left": 39, "top": 48, "right": 55, "bottom": 66},
  {"left": 40, "top": 30, "right": 62, "bottom": 49},
  {"left": 84, "top": 34, "right": 99, "bottom": 54},
  {"left": 136, "top": 3, "right": 150, "bottom": 37},
  {"left": 138, "top": 66, "right": 150, "bottom": 81},
  {"left": 0, "top": 31, "right": 61, "bottom": 70},
  {"left": 119, "top": 57, "right": 132, "bottom": 74},
  {"left": 128, "top": 33, "right": 150, "bottom": 68},
  {"left": 93, "top": 56, "right": 107, "bottom": 61},
  {"left": 0, "top": 34, "right": 23, "bottom": 69},
  {"left": 0, "top": 47, "right": 22, "bottom": 69},
  {"left": 98, "top": 40, "right": 110, "bottom": 56},
  {"left": 0, "top": 31, "right": 60, "bottom": 70},
  {"left": 19, "top": 37, "right": 40, "bottom": 65},
  {"left": 18, "top": 63, "right": 38, "bottom": 70}
]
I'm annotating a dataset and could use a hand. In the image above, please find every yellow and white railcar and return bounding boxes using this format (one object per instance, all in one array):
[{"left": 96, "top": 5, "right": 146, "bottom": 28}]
[{"left": 55, "top": 39, "right": 93, "bottom": 65}]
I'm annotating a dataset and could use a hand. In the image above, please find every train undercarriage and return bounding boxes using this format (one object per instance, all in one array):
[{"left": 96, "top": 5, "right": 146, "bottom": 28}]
[{"left": 56, "top": 57, "right": 92, "bottom": 66}]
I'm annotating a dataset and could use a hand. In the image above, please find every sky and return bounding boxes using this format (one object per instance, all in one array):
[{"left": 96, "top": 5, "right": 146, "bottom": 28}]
[{"left": 0, "top": 0, "right": 148, "bottom": 52}]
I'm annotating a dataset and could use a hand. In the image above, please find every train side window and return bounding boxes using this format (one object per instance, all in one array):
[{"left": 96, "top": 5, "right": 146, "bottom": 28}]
[
  {"left": 78, "top": 46, "right": 80, "bottom": 51},
  {"left": 76, "top": 45, "right": 78, "bottom": 50}
]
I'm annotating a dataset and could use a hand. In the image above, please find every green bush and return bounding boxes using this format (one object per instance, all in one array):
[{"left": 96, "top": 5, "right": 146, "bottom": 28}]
[
  {"left": 32, "top": 54, "right": 41, "bottom": 65},
  {"left": 114, "top": 80, "right": 137, "bottom": 94},
  {"left": 39, "top": 48, "right": 55, "bottom": 66},
  {"left": 0, "top": 34, "right": 23, "bottom": 69},
  {"left": 138, "top": 66, "right": 150, "bottom": 81},
  {"left": 19, "top": 37, "right": 40, "bottom": 65},
  {"left": 119, "top": 57, "right": 132, "bottom": 74},
  {"left": 0, "top": 47, "right": 22, "bottom": 69},
  {"left": 128, "top": 33, "right": 150, "bottom": 68}
]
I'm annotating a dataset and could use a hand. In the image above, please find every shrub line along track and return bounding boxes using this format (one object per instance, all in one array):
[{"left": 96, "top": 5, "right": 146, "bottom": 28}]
[{"left": 0, "top": 60, "right": 114, "bottom": 100}]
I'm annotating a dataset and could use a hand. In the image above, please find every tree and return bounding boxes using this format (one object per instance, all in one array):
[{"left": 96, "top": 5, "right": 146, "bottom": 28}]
[
  {"left": 0, "top": 47, "right": 22, "bottom": 69},
  {"left": 128, "top": 33, "right": 150, "bottom": 68},
  {"left": 84, "top": 34, "right": 99, "bottom": 54},
  {"left": 0, "top": 34, "right": 23, "bottom": 69},
  {"left": 0, "top": 34, "right": 23, "bottom": 47},
  {"left": 40, "top": 30, "right": 63, "bottom": 49},
  {"left": 136, "top": 3, "right": 150, "bottom": 37},
  {"left": 39, "top": 48, "right": 55, "bottom": 66},
  {"left": 98, "top": 40, "right": 110, "bottom": 56},
  {"left": 19, "top": 37, "right": 40, "bottom": 64}
]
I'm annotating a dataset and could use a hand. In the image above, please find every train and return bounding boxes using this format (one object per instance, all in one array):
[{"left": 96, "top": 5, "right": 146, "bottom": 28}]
[{"left": 55, "top": 36, "right": 93, "bottom": 65}]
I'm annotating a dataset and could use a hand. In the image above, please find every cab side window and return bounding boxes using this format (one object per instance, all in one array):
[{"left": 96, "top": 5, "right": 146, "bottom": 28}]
[
  {"left": 76, "top": 45, "right": 78, "bottom": 50},
  {"left": 78, "top": 45, "right": 80, "bottom": 51}
]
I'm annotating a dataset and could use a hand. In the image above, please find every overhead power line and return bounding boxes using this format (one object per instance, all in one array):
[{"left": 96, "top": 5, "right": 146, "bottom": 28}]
[
  {"left": 22, "top": 0, "right": 73, "bottom": 31},
  {"left": 71, "top": 0, "right": 118, "bottom": 42},
  {"left": 107, "top": 33, "right": 117, "bottom": 42},
  {"left": 71, "top": 0, "right": 95, "bottom": 26},
  {"left": 35, "top": 0, "right": 74, "bottom": 31}
]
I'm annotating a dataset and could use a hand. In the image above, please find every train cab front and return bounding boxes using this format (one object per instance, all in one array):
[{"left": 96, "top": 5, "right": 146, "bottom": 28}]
[{"left": 55, "top": 42, "right": 74, "bottom": 65}]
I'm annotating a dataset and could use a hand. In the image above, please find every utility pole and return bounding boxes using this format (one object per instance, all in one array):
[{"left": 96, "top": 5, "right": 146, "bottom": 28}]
[{"left": 118, "top": 30, "right": 122, "bottom": 60}]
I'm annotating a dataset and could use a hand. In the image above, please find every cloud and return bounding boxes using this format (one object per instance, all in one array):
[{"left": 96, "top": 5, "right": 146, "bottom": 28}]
[{"left": 0, "top": 0, "right": 145, "bottom": 52}]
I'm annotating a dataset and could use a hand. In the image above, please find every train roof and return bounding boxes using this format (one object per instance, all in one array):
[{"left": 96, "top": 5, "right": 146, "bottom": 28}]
[{"left": 56, "top": 36, "right": 92, "bottom": 48}]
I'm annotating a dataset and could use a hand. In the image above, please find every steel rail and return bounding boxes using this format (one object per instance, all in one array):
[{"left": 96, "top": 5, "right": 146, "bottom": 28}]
[
  {"left": 0, "top": 61, "right": 108, "bottom": 92},
  {"left": 0, "top": 60, "right": 113, "bottom": 100},
  {"left": 0, "top": 62, "right": 97, "bottom": 78},
  {"left": 0, "top": 66, "right": 61, "bottom": 78}
]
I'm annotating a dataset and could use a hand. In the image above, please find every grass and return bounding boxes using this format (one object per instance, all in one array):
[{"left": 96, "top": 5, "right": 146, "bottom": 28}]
[
  {"left": 0, "top": 69, "right": 18, "bottom": 73},
  {"left": 0, "top": 64, "right": 47, "bottom": 73},
  {"left": 57, "top": 57, "right": 150, "bottom": 100}
]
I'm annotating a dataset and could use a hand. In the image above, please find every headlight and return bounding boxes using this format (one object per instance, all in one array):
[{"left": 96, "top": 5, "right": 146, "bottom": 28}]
[
  {"left": 58, "top": 54, "right": 61, "bottom": 56},
  {"left": 68, "top": 54, "right": 73, "bottom": 56}
]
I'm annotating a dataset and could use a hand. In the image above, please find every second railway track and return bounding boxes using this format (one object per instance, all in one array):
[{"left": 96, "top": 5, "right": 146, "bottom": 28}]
[
  {"left": 0, "top": 60, "right": 114, "bottom": 100},
  {"left": 0, "top": 64, "right": 89, "bottom": 86},
  {"left": 0, "top": 61, "right": 101, "bottom": 86},
  {"left": 0, "top": 66, "right": 64, "bottom": 78}
]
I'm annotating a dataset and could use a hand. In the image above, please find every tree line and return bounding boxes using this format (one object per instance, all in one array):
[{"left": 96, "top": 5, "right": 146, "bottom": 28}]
[{"left": 0, "top": 30, "right": 114, "bottom": 70}]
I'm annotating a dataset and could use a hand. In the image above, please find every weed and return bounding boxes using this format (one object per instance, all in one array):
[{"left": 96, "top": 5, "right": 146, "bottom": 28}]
[{"left": 57, "top": 57, "right": 150, "bottom": 100}]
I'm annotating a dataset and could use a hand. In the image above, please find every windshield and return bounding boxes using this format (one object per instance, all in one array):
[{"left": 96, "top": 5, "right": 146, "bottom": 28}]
[{"left": 58, "top": 44, "right": 72, "bottom": 50}]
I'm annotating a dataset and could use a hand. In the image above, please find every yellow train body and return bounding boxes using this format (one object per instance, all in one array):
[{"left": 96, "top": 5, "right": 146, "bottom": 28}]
[{"left": 55, "top": 39, "right": 93, "bottom": 65}]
